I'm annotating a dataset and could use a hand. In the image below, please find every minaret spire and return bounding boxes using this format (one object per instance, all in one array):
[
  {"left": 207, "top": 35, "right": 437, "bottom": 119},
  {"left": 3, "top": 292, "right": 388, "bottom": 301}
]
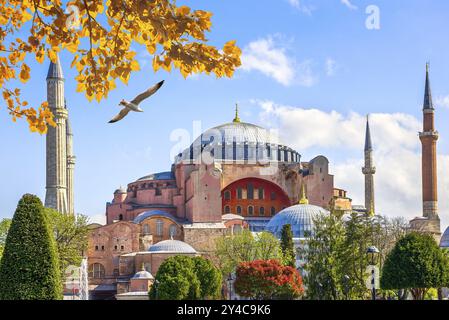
[
  {"left": 424, "top": 62, "right": 434, "bottom": 110},
  {"left": 362, "top": 115, "right": 376, "bottom": 214}
]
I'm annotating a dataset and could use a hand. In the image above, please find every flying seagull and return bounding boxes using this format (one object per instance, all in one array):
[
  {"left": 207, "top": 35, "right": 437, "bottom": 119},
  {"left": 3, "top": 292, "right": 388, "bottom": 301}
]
[{"left": 108, "top": 80, "right": 164, "bottom": 123}]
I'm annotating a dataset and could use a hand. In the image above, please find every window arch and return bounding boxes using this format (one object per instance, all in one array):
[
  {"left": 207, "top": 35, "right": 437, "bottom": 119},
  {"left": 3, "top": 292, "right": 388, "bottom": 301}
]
[
  {"left": 118, "top": 214, "right": 123, "bottom": 221},
  {"left": 248, "top": 206, "right": 254, "bottom": 216},
  {"left": 271, "top": 207, "right": 276, "bottom": 216},
  {"left": 236, "top": 206, "right": 242, "bottom": 215},
  {"left": 89, "top": 263, "right": 105, "bottom": 279},
  {"left": 156, "top": 220, "right": 164, "bottom": 236},
  {"left": 224, "top": 190, "right": 231, "bottom": 200},
  {"left": 143, "top": 224, "right": 150, "bottom": 235},
  {"left": 224, "top": 205, "right": 231, "bottom": 214},
  {"left": 259, "top": 207, "right": 265, "bottom": 216},
  {"left": 169, "top": 224, "right": 177, "bottom": 238}
]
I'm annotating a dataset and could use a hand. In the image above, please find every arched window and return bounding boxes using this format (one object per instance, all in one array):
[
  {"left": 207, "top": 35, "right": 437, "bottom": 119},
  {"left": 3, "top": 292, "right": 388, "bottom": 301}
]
[
  {"left": 236, "top": 206, "right": 242, "bottom": 214},
  {"left": 258, "top": 188, "right": 264, "bottom": 200},
  {"left": 169, "top": 224, "right": 177, "bottom": 238},
  {"left": 247, "top": 184, "right": 254, "bottom": 199},
  {"left": 224, "top": 205, "right": 231, "bottom": 214},
  {"left": 270, "top": 192, "right": 277, "bottom": 200},
  {"left": 156, "top": 220, "right": 164, "bottom": 236},
  {"left": 89, "top": 263, "right": 105, "bottom": 279},
  {"left": 248, "top": 206, "right": 254, "bottom": 216},
  {"left": 259, "top": 207, "right": 265, "bottom": 216},
  {"left": 224, "top": 190, "right": 231, "bottom": 200},
  {"left": 118, "top": 214, "right": 123, "bottom": 221},
  {"left": 237, "top": 188, "right": 243, "bottom": 200},
  {"left": 143, "top": 224, "right": 150, "bottom": 235},
  {"left": 271, "top": 207, "right": 276, "bottom": 216}
]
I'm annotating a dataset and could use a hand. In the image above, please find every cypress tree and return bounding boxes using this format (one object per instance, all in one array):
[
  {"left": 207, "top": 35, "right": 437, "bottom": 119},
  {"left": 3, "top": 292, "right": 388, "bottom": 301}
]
[
  {"left": 280, "top": 224, "right": 296, "bottom": 268},
  {"left": 0, "top": 194, "right": 62, "bottom": 300}
]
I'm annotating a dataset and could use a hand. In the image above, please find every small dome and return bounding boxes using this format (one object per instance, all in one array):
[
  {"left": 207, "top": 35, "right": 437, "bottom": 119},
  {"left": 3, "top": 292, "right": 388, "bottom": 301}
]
[
  {"left": 440, "top": 227, "right": 449, "bottom": 248},
  {"left": 148, "top": 240, "right": 197, "bottom": 254},
  {"left": 132, "top": 270, "right": 154, "bottom": 280},
  {"left": 265, "top": 203, "right": 329, "bottom": 239},
  {"left": 137, "top": 171, "right": 175, "bottom": 182},
  {"left": 114, "top": 186, "right": 127, "bottom": 194}
]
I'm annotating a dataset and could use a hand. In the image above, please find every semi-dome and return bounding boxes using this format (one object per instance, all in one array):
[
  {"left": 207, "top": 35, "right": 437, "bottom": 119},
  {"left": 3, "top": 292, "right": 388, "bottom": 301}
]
[
  {"left": 148, "top": 239, "right": 197, "bottom": 253},
  {"left": 440, "top": 227, "right": 449, "bottom": 248},
  {"left": 133, "top": 210, "right": 179, "bottom": 224},
  {"left": 265, "top": 194, "right": 329, "bottom": 239},
  {"left": 175, "top": 107, "right": 300, "bottom": 164}
]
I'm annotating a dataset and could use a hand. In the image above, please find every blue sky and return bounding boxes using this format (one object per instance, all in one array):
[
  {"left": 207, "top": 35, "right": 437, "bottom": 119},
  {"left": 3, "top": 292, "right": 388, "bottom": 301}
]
[{"left": 1, "top": 0, "right": 449, "bottom": 229}]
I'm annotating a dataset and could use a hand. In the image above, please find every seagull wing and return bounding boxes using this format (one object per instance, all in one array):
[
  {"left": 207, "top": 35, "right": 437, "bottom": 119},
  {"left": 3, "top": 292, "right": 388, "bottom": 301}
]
[
  {"left": 130, "top": 80, "right": 164, "bottom": 106},
  {"left": 108, "top": 107, "right": 131, "bottom": 123}
]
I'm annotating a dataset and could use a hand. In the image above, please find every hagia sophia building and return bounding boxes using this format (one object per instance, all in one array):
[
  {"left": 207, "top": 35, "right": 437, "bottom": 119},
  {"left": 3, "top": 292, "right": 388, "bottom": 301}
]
[{"left": 43, "top": 57, "right": 446, "bottom": 300}]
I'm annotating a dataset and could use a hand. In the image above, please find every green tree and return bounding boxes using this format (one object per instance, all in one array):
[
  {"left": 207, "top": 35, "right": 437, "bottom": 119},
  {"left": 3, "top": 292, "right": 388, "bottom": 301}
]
[
  {"left": 192, "top": 256, "right": 222, "bottom": 300},
  {"left": 0, "top": 194, "right": 62, "bottom": 300},
  {"left": 381, "top": 232, "right": 449, "bottom": 300},
  {"left": 280, "top": 224, "right": 296, "bottom": 267},
  {"left": 149, "top": 255, "right": 200, "bottom": 300},
  {"left": 44, "top": 208, "right": 89, "bottom": 278},
  {"left": 0, "top": 218, "right": 12, "bottom": 259},
  {"left": 215, "top": 230, "right": 284, "bottom": 276},
  {"left": 303, "top": 213, "right": 346, "bottom": 300}
]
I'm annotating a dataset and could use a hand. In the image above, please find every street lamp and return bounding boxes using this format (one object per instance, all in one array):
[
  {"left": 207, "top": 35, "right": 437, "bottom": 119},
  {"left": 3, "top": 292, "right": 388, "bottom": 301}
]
[
  {"left": 227, "top": 274, "right": 234, "bottom": 300},
  {"left": 343, "top": 275, "right": 350, "bottom": 300},
  {"left": 366, "top": 246, "right": 380, "bottom": 300}
]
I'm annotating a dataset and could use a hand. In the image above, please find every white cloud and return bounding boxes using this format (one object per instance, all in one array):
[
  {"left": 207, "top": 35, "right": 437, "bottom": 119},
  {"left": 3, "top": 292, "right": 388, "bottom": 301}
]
[
  {"left": 287, "top": 0, "right": 315, "bottom": 15},
  {"left": 326, "top": 58, "right": 337, "bottom": 76},
  {"left": 254, "top": 100, "right": 449, "bottom": 231},
  {"left": 436, "top": 95, "right": 449, "bottom": 108},
  {"left": 341, "top": 0, "right": 358, "bottom": 10},
  {"left": 241, "top": 36, "right": 318, "bottom": 87}
]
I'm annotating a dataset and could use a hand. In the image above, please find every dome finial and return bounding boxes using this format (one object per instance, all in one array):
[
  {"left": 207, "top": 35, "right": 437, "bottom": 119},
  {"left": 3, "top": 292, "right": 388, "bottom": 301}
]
[
  {"left": 233, "top": 103, "right": 241, "bottom": 123},
  {"left": 299, "top": 183, "right": 309, "bottom": 205},
  {"left": 141, "top": 262, "right": 145, "bottom": 271}
]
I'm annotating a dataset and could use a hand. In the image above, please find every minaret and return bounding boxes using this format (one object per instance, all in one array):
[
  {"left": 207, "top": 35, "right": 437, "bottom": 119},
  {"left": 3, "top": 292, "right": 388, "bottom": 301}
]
[
  {"left": 420, "top": 63, "right": 439, "bottom": 220},
  {"left": 66, "top": 110, "right": 76, "bottom": 215},
  {"left": 410, "top": 63, "right": 441, "bottom": 239},
  {"left": 45, "top": 56, "right": 68, "bottom": 214},
  {"left": 362, "top": 115, "right": 376, "bottom": 215}
]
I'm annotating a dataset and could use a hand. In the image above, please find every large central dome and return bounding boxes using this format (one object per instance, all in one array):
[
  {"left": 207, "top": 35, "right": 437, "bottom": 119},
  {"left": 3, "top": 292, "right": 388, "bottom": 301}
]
[{"left": 175, "top": 109, "right": 300, "bottom": 164}]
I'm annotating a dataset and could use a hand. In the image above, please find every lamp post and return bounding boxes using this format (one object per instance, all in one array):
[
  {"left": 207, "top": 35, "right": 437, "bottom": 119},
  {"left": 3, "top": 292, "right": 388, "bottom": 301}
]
[
  {"left": 154, "top": 279, "right": 159, "bottom": 300},
  {"left": 227, "top": 274, "right": 234, "bottom": 300},
  {"left": 366, "top": 246, "right": 380, "bottom": 301},
  {"left": 343, "top": 275, "right": 350, "bottom": 300}
]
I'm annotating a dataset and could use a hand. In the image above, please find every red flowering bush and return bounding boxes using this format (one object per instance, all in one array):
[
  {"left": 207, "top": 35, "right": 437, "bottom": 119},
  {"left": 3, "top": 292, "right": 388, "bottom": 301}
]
[{"left": 234, "top": 259, "right": 304, "bottom": 300}]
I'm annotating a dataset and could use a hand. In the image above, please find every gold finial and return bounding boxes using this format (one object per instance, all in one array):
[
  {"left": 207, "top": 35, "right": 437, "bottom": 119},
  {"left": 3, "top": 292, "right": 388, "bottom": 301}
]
[
  {"left": 233, "top": 103, "right": 241, "bottom": 123},
  {"left": 141, "top": 262, "right": 146, "bottom": 271},
  {"left": 298, "top": 183, "right": 309, "bottom": 205}
]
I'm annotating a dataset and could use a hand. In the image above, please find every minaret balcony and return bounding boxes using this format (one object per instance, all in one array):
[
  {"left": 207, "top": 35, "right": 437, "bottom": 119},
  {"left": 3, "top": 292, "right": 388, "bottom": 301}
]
[
  {"left": 419, "top": 131, "right": 439, "bottom": 140},
  {"left": 362, "top": 167, "right": 376, "bottom": 175}
]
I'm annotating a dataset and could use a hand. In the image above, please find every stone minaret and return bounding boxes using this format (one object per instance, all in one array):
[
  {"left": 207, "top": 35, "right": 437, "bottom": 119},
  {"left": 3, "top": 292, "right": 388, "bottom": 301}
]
[
  {"left": 45, "top": 56, "right": 68, "bottom": 214},
  {"left": 362, "top": 115, "right": 376, "bottom": 215},
  {"left": 66, "top": 114, "right": 76, "bottom": 215},
  {"left": 410, "top": 64, "right": 441, "bottom": 239}
]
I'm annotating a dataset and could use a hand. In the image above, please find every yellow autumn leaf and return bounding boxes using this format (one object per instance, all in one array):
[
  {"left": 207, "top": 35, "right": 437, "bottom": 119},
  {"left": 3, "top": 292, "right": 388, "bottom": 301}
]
[{"left": 19, "top": 64, "right": 30, "bottom": 83}]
